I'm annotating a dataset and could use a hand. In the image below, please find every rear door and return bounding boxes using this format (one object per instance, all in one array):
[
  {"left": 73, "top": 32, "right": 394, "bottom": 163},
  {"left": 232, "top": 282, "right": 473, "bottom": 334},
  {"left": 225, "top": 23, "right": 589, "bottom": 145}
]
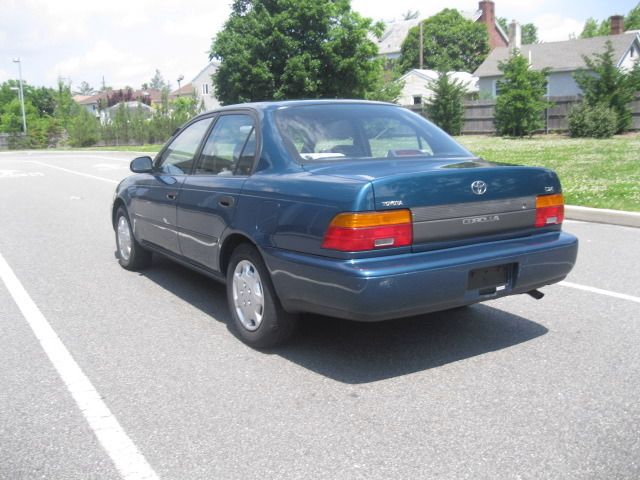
[
  {"left": 176, "top": 113, "right": 257, "bottom": 271},
  {"left": 130, "top": 117, "right": 213, "bottom": 254}
]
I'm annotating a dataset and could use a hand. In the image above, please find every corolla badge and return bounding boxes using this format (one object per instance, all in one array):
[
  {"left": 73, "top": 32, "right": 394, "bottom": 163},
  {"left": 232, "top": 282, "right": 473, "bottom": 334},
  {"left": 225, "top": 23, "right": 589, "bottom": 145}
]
[{"left": 471, "top": 180, "right": 487, "bottom": 195}]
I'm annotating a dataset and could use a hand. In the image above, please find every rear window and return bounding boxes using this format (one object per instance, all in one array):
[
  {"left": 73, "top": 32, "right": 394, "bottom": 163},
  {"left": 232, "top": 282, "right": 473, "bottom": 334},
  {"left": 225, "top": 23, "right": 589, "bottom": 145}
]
[{"left": 275, "top": 104, "right": 471, "bottom": 162}]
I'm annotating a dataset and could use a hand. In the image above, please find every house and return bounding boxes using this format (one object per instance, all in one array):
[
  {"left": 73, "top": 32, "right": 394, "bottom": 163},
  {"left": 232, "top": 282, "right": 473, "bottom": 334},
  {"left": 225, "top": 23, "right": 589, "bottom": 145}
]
[
  {"left": 475, "top": 17, "right": 640, "bottom": 98},
  {"left": 397, "top": 69, "right": 479, "bottom": 106},
  {"left": 377, "top": 0, "right": 508, "bottom": 59},
  {"left": 170, "top": 60, "right": 221, "bottom": 111},
  {"left": 73, "top": 88, "right": 163, "bottom": 124}
]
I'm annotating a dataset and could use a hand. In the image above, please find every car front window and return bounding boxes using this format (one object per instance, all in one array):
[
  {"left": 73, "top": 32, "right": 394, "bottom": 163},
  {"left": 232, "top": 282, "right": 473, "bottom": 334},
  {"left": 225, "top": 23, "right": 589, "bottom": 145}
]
[
  {"left": 275, "top": 104, "right": 471, "bottom": 162},
  {"left": 157, "top": 117, "right": 214, "bottom": 174}
]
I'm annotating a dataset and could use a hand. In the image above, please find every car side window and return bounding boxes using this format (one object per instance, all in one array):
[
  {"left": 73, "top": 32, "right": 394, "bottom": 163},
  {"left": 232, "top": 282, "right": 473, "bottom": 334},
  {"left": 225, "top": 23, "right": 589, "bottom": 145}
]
[
  {"left": 157, "top": 117, "right": 213, "bottom": 174},
  {"left": 195, "top": 114, "right": 256, "bottom": 176}
]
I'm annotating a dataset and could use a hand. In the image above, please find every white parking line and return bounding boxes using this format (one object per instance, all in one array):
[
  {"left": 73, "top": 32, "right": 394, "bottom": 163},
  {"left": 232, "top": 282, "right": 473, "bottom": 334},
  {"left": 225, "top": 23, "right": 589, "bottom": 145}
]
[
  {"left": 0, "top": 252, "right": 159, "bottom": 480},
  {"left": 30, "top": 161, "right": 120, "bottom": 184},
  {"left": 559, "top": 281, "right": 640, "bottom": 304}
]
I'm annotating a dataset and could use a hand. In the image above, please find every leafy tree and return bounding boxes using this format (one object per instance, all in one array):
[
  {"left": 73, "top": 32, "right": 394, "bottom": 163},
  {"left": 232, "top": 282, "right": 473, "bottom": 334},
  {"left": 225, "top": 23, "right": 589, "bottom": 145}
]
[
  {"left": 497, "top": 18, "right": 538, "bottom": 44},
  {"left": 494, "top": 51, "right": 550, "bottom": 137},
  {"left": 210, "top": 0, "right": 385, "bottom": 104},
  {"left": 580, "top": 17, "right": 611, "bottom": 38},
  {"left": 398, "top": 9, "right": 489, "bottom": 73},
  {"left": 68, "top": 107, "right": 99, "bottom": 146},
  {"left": 521, "top": 24, "right": 538, "bottom": 45},
  {"left": 574, "top": 40, "right": 636, "bottom": 133},
  {"left": 627, "top": 4, "right": 640, "bottom": 30},
  {"left": 402, "top": 10, "right": 419, "bottom": 21},
  {"left": 54, "top": 80, "right": 75, "bottom": 129},
  {"left": 74, "top": 81, "right": 95, "bottom": 95},
  {"left": 149, "top": 69, "right": 167, "bottom": 90},
  {"left": 424, "top": 71, "right": 467, "bottom": 135}
]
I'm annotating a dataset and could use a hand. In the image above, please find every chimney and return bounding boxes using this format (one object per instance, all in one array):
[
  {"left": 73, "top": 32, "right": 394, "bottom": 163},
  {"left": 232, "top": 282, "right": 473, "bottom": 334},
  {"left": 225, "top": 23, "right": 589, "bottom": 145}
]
[
  {"left": 479, "top": 1, "right": 507, "bottom": 49},
  {"left": 610, "top": 15, "right": 624, "bottom": 35},
  {"left": 508, "top": 20, "right": 521, "bottom": 51},
  {"left": 478, "top": 1, "right": 495, "bottom": 29}
]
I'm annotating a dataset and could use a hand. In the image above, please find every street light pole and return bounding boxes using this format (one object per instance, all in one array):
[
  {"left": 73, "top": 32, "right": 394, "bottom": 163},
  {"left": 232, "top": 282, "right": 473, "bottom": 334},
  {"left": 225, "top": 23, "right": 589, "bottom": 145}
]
[{"left": 12, "top": 57, "right": 27, "bottom": 134}]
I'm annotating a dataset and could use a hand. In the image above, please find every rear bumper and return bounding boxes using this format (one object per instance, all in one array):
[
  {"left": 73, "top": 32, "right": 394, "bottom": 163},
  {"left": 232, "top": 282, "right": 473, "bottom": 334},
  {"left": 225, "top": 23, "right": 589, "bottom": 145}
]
[{"left": 262, "top": 232, "right": 578, "bottom": 321}]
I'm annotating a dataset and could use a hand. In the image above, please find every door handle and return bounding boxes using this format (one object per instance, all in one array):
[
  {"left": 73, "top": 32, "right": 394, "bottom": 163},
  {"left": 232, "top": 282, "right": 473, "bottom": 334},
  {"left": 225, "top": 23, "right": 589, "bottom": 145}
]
[
  {"left": 166, "top": 192, "right": 178, "bottom": 200},
  {"left": 219, "top": 196, "right": 234, "bottom": 207}
]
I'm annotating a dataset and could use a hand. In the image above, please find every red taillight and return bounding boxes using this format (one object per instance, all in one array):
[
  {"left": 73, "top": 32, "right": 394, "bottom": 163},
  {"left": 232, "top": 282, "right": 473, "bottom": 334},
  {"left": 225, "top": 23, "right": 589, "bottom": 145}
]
[
  {"left": 535, "top": 194, "right": 564, "bottom": 227},
  {"left": 322, "top": 210, "right": 413, "bottom": 251}
]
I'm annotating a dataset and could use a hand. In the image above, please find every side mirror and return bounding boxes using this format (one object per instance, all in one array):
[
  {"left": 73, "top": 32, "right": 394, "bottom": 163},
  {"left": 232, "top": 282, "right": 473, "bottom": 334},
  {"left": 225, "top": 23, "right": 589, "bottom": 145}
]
[{"left": 130, "top": 156, "right": 153, "bottom": 173}]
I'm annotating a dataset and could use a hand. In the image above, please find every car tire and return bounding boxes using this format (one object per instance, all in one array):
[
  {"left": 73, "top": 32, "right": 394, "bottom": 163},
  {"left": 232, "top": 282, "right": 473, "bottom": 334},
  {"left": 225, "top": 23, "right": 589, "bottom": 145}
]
[
  {"left": 226, "top": 243, "right": 297, "bottom": 348},
  {"left": 115, "top": 207, "right": 151, "bottom": 271}
]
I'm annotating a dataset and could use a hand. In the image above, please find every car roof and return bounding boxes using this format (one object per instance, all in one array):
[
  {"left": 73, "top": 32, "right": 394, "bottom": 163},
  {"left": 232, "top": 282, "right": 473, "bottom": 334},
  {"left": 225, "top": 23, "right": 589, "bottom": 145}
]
[{"left": 200, "top": 99, "right": 398, "bottom": 115}]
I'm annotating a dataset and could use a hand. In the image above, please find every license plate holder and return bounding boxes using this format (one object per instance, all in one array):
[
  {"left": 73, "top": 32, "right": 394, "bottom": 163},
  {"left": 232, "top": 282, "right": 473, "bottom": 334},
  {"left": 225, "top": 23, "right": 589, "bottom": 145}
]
[{"left": 468, "top": 264, "right": 510, "bottom": 292}]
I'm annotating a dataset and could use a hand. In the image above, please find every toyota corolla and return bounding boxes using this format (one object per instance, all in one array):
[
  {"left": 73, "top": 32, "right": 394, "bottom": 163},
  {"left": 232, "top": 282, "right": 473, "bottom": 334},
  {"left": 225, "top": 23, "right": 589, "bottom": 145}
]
[{"left": 111, "top": 100, "right": 578, "bottom": 348}]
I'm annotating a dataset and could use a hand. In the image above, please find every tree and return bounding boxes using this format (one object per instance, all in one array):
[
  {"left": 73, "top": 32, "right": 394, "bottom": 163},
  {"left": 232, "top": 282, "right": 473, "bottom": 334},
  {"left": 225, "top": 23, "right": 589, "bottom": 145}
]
[
  {"left": 210, "top": 0, "right": 385, "bottom": 104},
  {"left": 402, "top": 10, "right": 419, "bottom": 21},
  {"left": 580, "top": 17, "right": 611, "bottom": 38},
  {"left": 74, "top": 81, "right": 95, "bottom": 95},
  {"left": 398, "top": 9, "right": 489, "bottom": 73},
  {"left": 497, "top": 18, "right": 538, "bottom": 44},
  {"left": 574, "top": 40, "right": 636, "bottom": 133},
  {"left": 424, "top": 71, "right": 467, "bottom": 135},
  {"left": 68, "top": 106, "right": 99, "bottom": 147},
  {"left": 627, "top": 4, "right": 640, "bottom": 30},
  {"left": 149, "top": 69, "right": 167, "bottom": 90},
  {"left": 494, "top": 51, "right": 550, "bottom": 137}
]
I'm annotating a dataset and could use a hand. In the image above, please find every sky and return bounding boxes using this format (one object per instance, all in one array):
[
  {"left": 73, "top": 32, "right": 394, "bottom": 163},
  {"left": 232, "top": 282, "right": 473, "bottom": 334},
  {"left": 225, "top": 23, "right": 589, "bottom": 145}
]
[{"left": 0, "top": 0, "right": 638, "bottom": 91}]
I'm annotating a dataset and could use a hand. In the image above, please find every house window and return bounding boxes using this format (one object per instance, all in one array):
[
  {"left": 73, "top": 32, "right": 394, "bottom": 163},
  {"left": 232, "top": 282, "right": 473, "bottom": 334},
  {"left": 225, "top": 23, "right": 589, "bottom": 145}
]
[
  {"left": 202, "top": 83, "right": 209, "bottom": 95},
  {"left": 493, "top": 80, "right": 501, "bottom": 97},
  {"left": 413, "top": 95, "right": 422, "bottom": 105}
]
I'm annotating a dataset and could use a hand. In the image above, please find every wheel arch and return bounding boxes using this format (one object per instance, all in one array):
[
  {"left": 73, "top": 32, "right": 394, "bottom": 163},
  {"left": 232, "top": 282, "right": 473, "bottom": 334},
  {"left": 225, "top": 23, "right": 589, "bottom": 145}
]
[
  {"left": 219, "top": 233, "right": 259, "bottom": 276},
  {"left": 112, "top": 198, "right": 126, "bottom": 229}
]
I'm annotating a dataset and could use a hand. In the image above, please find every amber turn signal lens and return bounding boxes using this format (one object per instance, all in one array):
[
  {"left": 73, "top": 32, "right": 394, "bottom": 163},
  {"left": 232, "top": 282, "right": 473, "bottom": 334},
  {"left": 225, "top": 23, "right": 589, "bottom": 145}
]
[
  {"left": 535, "top": 193, "right": 564, "bottom": 208},
  {"left": 329, "top": 210, "right": 412, "bottom": 228}
]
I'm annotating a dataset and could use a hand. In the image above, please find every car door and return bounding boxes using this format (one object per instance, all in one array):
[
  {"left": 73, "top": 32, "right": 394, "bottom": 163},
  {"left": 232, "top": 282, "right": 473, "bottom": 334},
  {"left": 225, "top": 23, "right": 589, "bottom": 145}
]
[
  {"left": 130, "top": 116, "right": 213, "bottom": 254},
  {"left": 176, "top": 113, "right": 257, "bottom": 271}
]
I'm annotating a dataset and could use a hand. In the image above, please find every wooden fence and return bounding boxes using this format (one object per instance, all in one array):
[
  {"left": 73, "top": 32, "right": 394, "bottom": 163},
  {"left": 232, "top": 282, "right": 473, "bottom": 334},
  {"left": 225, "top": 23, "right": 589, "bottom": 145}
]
[{"left": 409, "top": 94, "right": 640, "bottom": 134}]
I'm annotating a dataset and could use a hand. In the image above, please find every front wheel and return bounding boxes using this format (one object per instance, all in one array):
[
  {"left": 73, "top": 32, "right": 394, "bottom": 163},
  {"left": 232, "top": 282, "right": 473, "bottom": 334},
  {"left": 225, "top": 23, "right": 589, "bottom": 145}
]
[
  {"left": 226, "top": 244, "right": 297, "bottom": 348},
  {"left": 115, "top": 207, "right": 151, "bottom": 271}
]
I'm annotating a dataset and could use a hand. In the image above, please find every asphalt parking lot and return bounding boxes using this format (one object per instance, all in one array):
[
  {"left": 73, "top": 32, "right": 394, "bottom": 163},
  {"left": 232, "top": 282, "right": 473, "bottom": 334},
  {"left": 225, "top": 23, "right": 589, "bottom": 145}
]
[{"left": 1, "top": 150, "right": 639, "bottom": 480}]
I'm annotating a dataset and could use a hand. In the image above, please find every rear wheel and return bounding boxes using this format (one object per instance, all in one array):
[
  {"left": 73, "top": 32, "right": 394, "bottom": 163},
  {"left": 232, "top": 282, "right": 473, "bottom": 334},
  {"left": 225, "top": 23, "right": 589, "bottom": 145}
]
[
  {"left": 115, "top": 207, "right": 151, "bottom": 270},
  {"left": 226, "top": 244, "right": 297, "bottom": 348}
]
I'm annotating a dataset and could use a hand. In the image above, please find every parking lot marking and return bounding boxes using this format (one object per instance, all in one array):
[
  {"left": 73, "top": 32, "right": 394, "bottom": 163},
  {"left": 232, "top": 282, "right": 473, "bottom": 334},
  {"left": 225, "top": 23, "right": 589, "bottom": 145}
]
[
  {"left": 560, "top": 281, "right": 640, "bottom": 304},
  {"left": 0, "top": 252, "right": 159, "bottom": 480},
  {"left": 29, "top": 161, "right": 119, "bottom": 184}
]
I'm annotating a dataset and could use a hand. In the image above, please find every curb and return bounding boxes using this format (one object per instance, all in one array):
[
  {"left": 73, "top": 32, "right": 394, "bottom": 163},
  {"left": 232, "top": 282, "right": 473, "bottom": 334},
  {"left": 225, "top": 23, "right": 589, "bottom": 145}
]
[{"left": 565, "top": 205, "right": 640, "bottom": 228}]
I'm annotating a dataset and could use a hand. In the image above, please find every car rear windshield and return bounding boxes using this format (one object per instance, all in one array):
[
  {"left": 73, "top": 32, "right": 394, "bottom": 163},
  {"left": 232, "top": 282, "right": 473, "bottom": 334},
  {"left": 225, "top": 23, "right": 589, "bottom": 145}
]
[{"left": 275, "top": 104, "right": 472, "bottom": 162}]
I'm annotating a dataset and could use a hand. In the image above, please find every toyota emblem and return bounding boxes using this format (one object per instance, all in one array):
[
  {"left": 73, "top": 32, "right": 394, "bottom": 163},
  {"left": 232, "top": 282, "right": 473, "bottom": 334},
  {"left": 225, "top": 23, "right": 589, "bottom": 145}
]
[{"left": 471, "top": 180, "right": 487, "bottom": 195}]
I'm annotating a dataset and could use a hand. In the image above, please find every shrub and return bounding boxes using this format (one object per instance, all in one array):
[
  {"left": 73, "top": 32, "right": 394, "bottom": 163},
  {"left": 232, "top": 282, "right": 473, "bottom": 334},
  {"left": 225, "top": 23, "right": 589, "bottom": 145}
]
[
  {"left": 424, "top": 71, "right": 467, "bottom": 135},
  {"left": 568, "top": 103, "right": 617, "bottom": 138},
  {"left": 494, "top": 51, "right": 551, "bottom": 137},
  {"left": 574, "top": 40, "right": 636, "bottom": 134}
]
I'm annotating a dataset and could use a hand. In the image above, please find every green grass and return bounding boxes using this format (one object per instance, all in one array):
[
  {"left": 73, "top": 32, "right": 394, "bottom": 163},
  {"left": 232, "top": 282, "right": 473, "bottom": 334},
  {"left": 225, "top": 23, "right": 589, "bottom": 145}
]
[{"left": 456, "top": 133, "right": 640, "bottom": 212}]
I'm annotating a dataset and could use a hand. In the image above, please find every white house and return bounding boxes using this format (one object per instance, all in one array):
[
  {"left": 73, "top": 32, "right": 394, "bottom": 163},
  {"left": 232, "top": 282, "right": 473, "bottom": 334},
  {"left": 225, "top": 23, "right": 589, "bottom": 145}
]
[
  {"left": 475, "top": 19, "right": 640, "bottom": 98},
  {"left": 170, "top": 60, "right": 221, "bottom": 111},
  {"left": 397, "top": 69, "right": 479, "bottom": 106}
]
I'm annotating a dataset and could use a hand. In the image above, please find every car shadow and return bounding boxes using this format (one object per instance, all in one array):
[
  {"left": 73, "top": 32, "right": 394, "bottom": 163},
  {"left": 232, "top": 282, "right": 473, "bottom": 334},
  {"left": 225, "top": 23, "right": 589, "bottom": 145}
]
[{"left": 138, "top": 255, "right": 548, "bottom": 384}]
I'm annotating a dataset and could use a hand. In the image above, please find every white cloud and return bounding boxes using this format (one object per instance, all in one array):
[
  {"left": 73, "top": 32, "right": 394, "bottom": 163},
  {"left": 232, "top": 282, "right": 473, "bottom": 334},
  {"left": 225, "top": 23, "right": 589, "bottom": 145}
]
[
  {"left": 50, "top": 41, "right": 152, "bottom": 87},
  {"left": 534, "top": 14, "right": 584, "bottom": 42}
]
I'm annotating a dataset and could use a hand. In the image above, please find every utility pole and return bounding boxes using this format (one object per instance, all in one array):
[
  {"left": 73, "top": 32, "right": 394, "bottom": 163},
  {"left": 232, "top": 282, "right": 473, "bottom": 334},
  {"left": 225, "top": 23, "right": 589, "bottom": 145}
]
[
  {"left": 12, "top": 58, "right": 27, "bottom": 134},
  {"left": 419, "top": 21, "right": 424, "bottom": 70}
]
